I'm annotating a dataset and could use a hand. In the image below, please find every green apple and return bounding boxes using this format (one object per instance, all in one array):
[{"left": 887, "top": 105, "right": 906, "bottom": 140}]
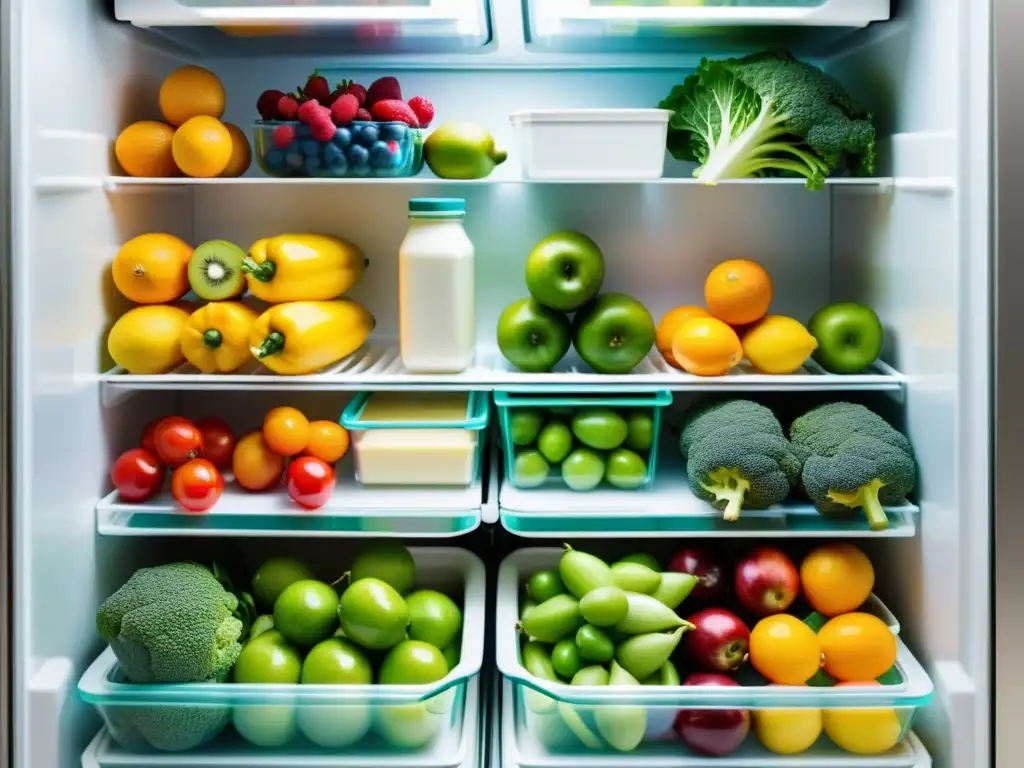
[
  {"left": 298, "top": 638, "right": 374, "bottom": 748},
  {"left": 573, "top": 293, "right": 656, "bottom": 374},
  {"left": 514, "top": 450, "right": 550, "bottom": 488},
  {"left": 351, "top": 540, "right": 416, "bottom": 595},
  {"left": 498, "top": 298, "right": 572, "bottom": 373},
  {"left": 338, "top": 577, "right": 410, "bottom": 650},
  {"left": 406, "top": 590, "right": 463, "bottom": 650},
  {"left": 605, "top": 448, "right": 648, "bottom": 490},
  {"left": 273, "top": 580, "right": 339, "bottom": 648},
  {"left": 537, "top": 421, "right": 573, "bottom": 463},
  {"left": 509, "top": 409, "right": 544, "bottom": 446},
  {"left": 379, "top": 640, "right": 449, "bottom": 684},
  {"left": 561, "top": 449, "right": 606, "bottom": 491},
  {"left": 232, "top": 630, "right": 302, "bottom": 747},
  {"left": 808, "top": 302, "right": 884, "bottom": 374},
  {"left": 376, "top": 641, "right": 450, "bottom": 744},
  {"left": 625, "top": 411, "right": 654, "bottom": 452},
  {"left": 571, "top": 408, "right": 628, "bottom": 450},
  {"left": 525, "top": 231, "right": 606, "bottom": 312},
  {"left": 251, "top": 556, "right": 315, "bottom": 609}
]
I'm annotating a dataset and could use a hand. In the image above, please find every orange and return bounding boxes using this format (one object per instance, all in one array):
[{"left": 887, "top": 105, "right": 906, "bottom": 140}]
[
  {"left": 221, "top": 123, "right": 252, "bottom": 178},
  {"left": 172, "top": 116, "right": 233, "bottom": 178},
  {"left": 705, "top": 259, "right": 773, "bottom": 326},
  {"left": 233, "top": 431, "right": 285, "bottom": 491},
  {"left": 304, "top": 421, "right": 350, "bottom": 464},
  {"left": 655, "top": 306, "right": 708, "bottom": 368},
  {"left": 749, "top": 615, "right": 821, "bottom": 685},
  {"left": 818, "top": 613, "right": 897, "bottom": 683},
  {"left": 671, "top": 316, "right": 743, "bottom": 376},
  {"left": 800, "top": 544, "right": 875, "bottom": 616},
  {"left": 263, "top": 407, "right": 310, "bottom": 457},
  {"left": 115, "top": 121, "right": 178, "bottom": 178},
  {"left": 159, "top": 65, "right": 226, "bottom": 127},
  {"left": 823, "top": 683, "right": 903, "bottom": 755},
  {"left": 111, "top": 233, "right": 193, "bottom": 304}
]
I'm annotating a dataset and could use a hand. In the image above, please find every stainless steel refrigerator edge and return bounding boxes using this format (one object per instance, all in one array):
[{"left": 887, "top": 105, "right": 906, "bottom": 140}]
[{"left": 0, "top": 0, "right": 11, "bottom": 765}]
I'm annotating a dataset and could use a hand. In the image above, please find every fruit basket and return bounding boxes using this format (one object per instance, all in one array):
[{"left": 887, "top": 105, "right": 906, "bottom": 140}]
[
  {"left": 494, "top": 391, "right": 672, "bottom": 491},
  {"left": 78, "top": 547, "right": 486, "bottom": 754},
  {"left": 496, "top": 548, "right": 934, "bottom": 758},
  {"left": 254, "top": 120, "right": 424, "bottom": 178}
]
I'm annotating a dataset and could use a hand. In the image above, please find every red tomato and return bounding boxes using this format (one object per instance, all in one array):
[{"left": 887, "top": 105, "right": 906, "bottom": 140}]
[
  {"left": 141, "top": 415, "right": 188, "bottom": 454},
  {"left": 155, "top": 419, "right": 203, "bottom": 467},
  {"left": 195, "top": 417, "right": 236, "bottom": 469},
  {"left": 171, "top": 459, "right": 224, "bottom": 513},
  {"left": 286, "top": 457, "right": 335, "bottom": 510},
  {"left": 111, "top": 448, "right": 164, "bottom": 502}
]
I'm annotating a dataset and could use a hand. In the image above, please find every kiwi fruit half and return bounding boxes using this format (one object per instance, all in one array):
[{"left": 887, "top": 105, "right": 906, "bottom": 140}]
[{"left": 188, "top": 240, "right": 246, "bottom": 300}]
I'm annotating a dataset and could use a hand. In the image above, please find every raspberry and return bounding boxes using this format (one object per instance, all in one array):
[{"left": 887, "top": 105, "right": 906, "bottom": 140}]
[
  {"left": 297, "top": 99, "right": 322, "bottom": 124},
  {"left": 370, "top": 99, "right": 420, "bottom": 128},
  {"left": 330, "top": 94, "right": 359, "bottom": 126},
  {"left": 355, "top": 108, "right": 373, "bottom": 122},
  {"left": 272, "top": 125, "right": 296, "bottom": 149},
  {"left": 407, "top": 96, "right": 434, "bottom": 129},
  {"left": 387, "top": 140, "right": 400, "bottom": 153},
  {"left": 277, "top": 94, "right": 299, "bottom": 120},
  {"left": 309, "top": 118, "right": 336, "bottom": 143}
]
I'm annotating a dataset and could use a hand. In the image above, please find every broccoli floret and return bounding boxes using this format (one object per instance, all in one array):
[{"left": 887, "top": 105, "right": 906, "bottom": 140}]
[
  {"left": 658, "top": 51, "right": 876, "bottom": 189},
  {"left": 789, "top": 402, "right": 913, "bottom": 462},
  {"left": 686, "top": 425, "right": 802, "bottom": 521},
  {"left": 97, "top": 562, "right": 244, "bottom": 684},
  {"left": 679, "top": 399, "right": 783, "bottom": 458}
]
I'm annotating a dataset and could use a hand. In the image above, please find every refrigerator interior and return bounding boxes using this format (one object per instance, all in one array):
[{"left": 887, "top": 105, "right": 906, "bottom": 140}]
[{"left": 8, "top": 0, "right": 990, "bottom": 767}]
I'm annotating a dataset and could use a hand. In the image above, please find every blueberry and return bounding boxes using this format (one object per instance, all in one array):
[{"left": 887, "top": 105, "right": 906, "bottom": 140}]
[
  {"left": 300, "top": 139, "right": 320, "bottom": 157},
  {"left": 285, "top": 150, "right": 304, "bottom": 170},
  {"left": 388, "top": 146, "right": 405, "bottom": 168},
  {"left": 358, "top": 124, "right": 379, "bottom": 146},
  {"left": 304, "top": 154, "right": 323, "bottom": 175},
  {"left": 346, "top": 144, "right": 370, "bottom": 167},
  {"left": 323, "top": 142, "right": 344, "bottom": 165},
  {"left": 369, "top": 140, "right": 392, "bottom": 168},
  {"left": 327, "top": 154, "right": 349, "bottom": 177},
  {"left": 333, "top": 127, "right": 352, "bottom": 148},
  {"left": 265, "top": 148, "right": 286, "bottom": 170},
  {"left": 296, "top": 124, "right": 312, "bottom": 139},
  {"left": 352, "top": 163, "right": 370, "bottom": 177},
  {"left": 381, "top": 123, "right": 408, "bottom": 143}
]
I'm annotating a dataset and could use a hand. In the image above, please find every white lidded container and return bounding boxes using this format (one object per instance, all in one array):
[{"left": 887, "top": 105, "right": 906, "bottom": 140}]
[
  {"left": 399, "top": 197, "right": 476, "bottom": 373},
  {"left": 510, "top": 109, "right": 672, "bottom": 180},
  {"left": 341, "top": 391, "right": 489, "bottom": 487}
]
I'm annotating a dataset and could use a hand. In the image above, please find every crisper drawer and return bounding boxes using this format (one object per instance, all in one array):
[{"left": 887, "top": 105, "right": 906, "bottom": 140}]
[{"left": 78, "top": 548, "right": 485, "bottom": 757}]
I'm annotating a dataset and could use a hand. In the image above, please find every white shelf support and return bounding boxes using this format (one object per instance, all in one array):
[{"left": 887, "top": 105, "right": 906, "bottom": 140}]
[{"left": 27, "top": 657, "right": 73, "bottom": 768}]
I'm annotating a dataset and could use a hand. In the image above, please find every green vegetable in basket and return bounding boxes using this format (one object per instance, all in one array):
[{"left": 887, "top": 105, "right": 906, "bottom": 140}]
[
  {"left": 648, "top": 572, "right": 699, "bottom": 611},
  {"left": 595, "top": 661, "right": 647, "bottom": 752},
  {"left": 558, "top": 545, "right": 614, "bottom": 598},
  {"left": 610, "top": 562, "right": 662, "bottom": 594}
]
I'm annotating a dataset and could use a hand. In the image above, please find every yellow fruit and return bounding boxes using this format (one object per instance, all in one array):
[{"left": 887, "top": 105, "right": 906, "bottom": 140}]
[
  {"left": 221, "top": 123, "right": 252, "bottom": 178},
  {"left": 656, "top": 305, "right": 708, "bottom": 368},
  {"left": 741, "top": 315, "right": 818, "bottom": 374},
  {"left": 107, "top": 305, "right": 190, "bottom": 374},
  {"left": 172, "top": 117, "right": 233, "bottom": 178},
  {"left": 671, "top": 316, "right": 743, "bottom": 376},
  {"left": 112, "top": 233, "right": 193, "bottom": 304},
  {"left": 753, "top": 706, "right": 822, "bottom": 755},
  {"left": 818, "top": 613, "right": 897, "bottom": 683},
  {"left": 749, "top": 615, "right": 822, "bottom": 685},
  {"left": 823, "top": 684, "right": 903, "bottom": 755},
  {"left": 159, "top": 65, "right": 226, "bottom": 127},
  {"left": 801, "top": 543, "right": 875, "bottom": 616},
  {"left": 115, "top": 121, "right": 178, "bottom": 178}
]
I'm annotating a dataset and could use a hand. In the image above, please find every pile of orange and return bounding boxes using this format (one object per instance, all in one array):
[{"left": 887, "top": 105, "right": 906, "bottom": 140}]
[{"left": 115, "top": 66, "right": 250, "bottom": 179}]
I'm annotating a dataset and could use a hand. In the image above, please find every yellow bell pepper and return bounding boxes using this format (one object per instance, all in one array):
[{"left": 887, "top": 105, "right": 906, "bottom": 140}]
[
  {"left": 181, "top": 302, "right": 259, "bottom": 373},
  {"left": 243, "top": 234, "right": 367, "bottom": 303},
  {"left": 250, "top": 300, "right": 375, "bottom": 375}
]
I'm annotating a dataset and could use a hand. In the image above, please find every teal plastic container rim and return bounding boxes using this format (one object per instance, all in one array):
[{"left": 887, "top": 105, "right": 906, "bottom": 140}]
[
  {"left": 409, "top": 197, "right": 466, "bottom": 218},
  {"left": 495, "top": 548, "right": 935, "bottom": 709},
  {"left": 341, "top": 391, "right": 489, "bottom": 431}
]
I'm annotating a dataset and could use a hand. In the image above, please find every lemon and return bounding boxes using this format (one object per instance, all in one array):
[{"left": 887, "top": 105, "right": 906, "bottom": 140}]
[
  {"left": 823, "top": 707, "right": 903, "bottom": 755},
  {"left": 107, "top": 305, "right": 190, "bottom": 374},
  {"left": 172, "top": 116, "right": 233, "bottom": 178},
  {"left": 742, "top": 315, "right": 818, "bottom": 374},
  {"left": 159, "top": 65, "right": 225, "bottom": 127},
  {"left": 115, "top": 121, "right": 178, "bottom": 178},
  {"left": 753, "top": 708, "right": 822, "bottom": 755}
]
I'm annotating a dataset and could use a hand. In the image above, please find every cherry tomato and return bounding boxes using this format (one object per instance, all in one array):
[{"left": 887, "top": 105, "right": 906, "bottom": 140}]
[
  {"left": 171, "top": 459, "right": 224, "bottom": 513},
  {"left": 233, "top": 431, "right": 285, "bottom": 491},
  {"left": 263, "top": 406, "right": 310, "bottom": 456},
  {"left": 111, "top": 448, "right": 164, "bottom": 502},
  {"left": 304, "top": 421, "right": 350, "bottom": 464},
  {"left": 195, "top": 417, "right": 236, "bottom": 469},
  {"left": 286, "top": 457, "right": 335, "bottom": 510},
  {"left": 141, "top": 415, "right": 188, "bottom": 455},
  {"left": 154, "top": 419, "right": 204, "bottom": 467}
]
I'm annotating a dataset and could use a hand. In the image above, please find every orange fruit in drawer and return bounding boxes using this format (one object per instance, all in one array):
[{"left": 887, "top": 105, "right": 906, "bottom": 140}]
[
  {"left": 800, "top": 543, "right": 875, "bottom": 616},
  {"left": 823, "top": 683, "right": 904, "bottom": 755},
  {"left": 705, "top": 259, "right": 773, "bottom": 326},
  {"left": 749, "top": 614, "right": 822, "bottom": 685},
  {"left": 670, "top": 316, "right": 743, "bottom": 376},
  {"left": 818, "top": 613, "right": 897, "bottom": 683},
  {"left": 656, "top": 305, "right": 708, "bottom": 368}
]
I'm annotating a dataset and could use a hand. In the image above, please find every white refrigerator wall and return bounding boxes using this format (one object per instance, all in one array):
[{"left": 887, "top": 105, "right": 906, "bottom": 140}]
[{"left": 10, "top": 3, "right": 990, "bottom": 768}]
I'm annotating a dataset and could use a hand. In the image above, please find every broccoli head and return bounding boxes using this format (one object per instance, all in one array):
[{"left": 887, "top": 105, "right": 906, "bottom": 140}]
[
  {"left": 679, "top": 399, "right": 783, "bottom": 458},
  {"left": 97, "top": 562, "right": 244, "bottom": 684},
  {"left": 686, "top": 425, "right": 802, "bottom": 521},
  {"left": 789, "top": 402, "right": 913, "bottom": 461}
]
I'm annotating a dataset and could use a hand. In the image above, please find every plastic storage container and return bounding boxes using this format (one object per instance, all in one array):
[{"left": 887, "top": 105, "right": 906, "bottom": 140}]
[
  {"left": 400, "top": 198, "right": 476, "bottom": 373},
  {"left": 496, "top": 548, "right": 934, "bottom": 758},
  {"left": 341, "top": 391, "right": 489, "bottom": 486},
  {"left": 509, "top": 110, "right": 671, "bottom": 180},
  {"left": 254, "top": 120, "right": 424, "bottom": 178},
  {"left": 495, "top": 390, "right": 671, "bottom": 491},
  {"left": 78, "top": 547, "right": 486, "bottom": 754}
]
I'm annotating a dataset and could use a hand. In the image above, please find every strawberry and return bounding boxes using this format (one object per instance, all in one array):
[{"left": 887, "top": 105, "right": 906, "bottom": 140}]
[
  {"left": 257, "top": 89, "right": 287, "bottom": 121},
  {"left": 297, "top": 99, "right": 323, "bottom": 124},
  {"left": 355, "top": 107, "right": 373, "bottom": 122},
  {"left": 406, "top": 96, "right": 434, "bottom": 129},
  {"left": 272, "top": 125, "right": 296, "bottom": 149},
  {"left": 330, "top": 94, "right": 360, "bottom": 126},
  {"left": 310, "top": 117, "right": 336, "bottom": 143},
  {"left": 277, "top": 94, "right": 300, "bottom": 120},
  {"left": 329, "top": 80, "right": 368, "bottom": 107},
  {"left": 371, "top": 99, "right": 420, "bottom": 128},
  {"left": 366, "top": 76, "right": 402, "bottom": 107},
  {"left": 302, "top": 70, "right": 332, "bottom": 104}
]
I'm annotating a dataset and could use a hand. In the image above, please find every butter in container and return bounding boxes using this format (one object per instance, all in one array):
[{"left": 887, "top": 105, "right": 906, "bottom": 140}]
[{"left": 341, "top": 391, "right": 489, "bottom": 487}]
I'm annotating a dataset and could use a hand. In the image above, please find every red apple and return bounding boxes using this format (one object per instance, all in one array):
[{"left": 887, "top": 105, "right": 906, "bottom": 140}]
[
  {"left": 668, "top": 546, "right": 727, "bottom": 603},
  {"left": 674, "top": 673, "right": 750, "bottom": 756},
  {"left": 734, "top": 546, "right": 799, "bottom": 617},
  {"left": 684, "top": 608, "right": 750, "bottom": 673}
]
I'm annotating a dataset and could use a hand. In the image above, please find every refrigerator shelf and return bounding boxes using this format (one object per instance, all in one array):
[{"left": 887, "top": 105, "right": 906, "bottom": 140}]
[{"left": 100, "top": 346, "right": 906, "bottom": 398}]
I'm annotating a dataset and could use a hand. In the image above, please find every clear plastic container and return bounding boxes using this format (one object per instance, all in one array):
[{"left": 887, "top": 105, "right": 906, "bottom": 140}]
[
  {"left": 495, "top": 390, "right": 672, "bottom": 491},
  {"left": 341, "top": 391, "right": 489, "bottom": 487},
  {"left": 496, "top": 549, "right": 934, "bottom": 758},
  {"left": 254, "top": 120, "right": 424, "bottom": 178},
  {"left": 79, "top": 548, "right": 486, "bottom": 754}
]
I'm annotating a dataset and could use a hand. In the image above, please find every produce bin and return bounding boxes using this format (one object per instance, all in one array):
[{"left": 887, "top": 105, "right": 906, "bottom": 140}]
[
  {"left": 254, "top": 120, "right": 424, "bottom": 178},
  {"left": 496, "top": 548, "right": 934, "bottom": 758},
  {"left": 78, "top": 548, "right": 486, "bottom": 755},
  {"left": 341, "top": 391, "right": 489, "bottom": 487},
  {"left": 495, "top": 391, "right": 672, "bottom": 492}
]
